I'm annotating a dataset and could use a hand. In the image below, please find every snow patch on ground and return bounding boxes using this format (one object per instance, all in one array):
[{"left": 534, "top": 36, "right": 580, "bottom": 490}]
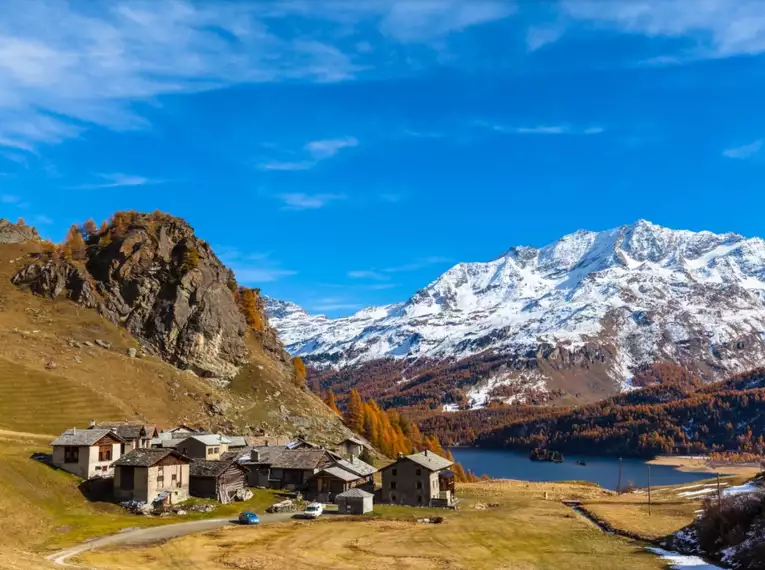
[
  {"left": 646, "top": 548, "right": 723, "bottom": 570},
  {"left": 442, "top": 403, "right": 460, "bottom": 413},
  {"left": 464, "top": 370, "right": 548, "bottom": 409},
  {"left": 722, "top": 482, "right": 761, "bottom": 497}
]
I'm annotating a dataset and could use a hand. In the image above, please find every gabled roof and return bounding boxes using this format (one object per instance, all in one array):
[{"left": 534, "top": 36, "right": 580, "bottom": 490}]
[
  {"left": 113, "top": 448, "right": 189, "bottom": 467},
  {"left": 339, "top": 436, "right": 369, "bottom": 448},
  {"left": 246, "top": 445, "right": 288, "bottom": 465},
  {"left": 336, "top": 488, "right": 374, "bottom": 499},
  {"left": 269, "top": 449, "right": 331, "bottom": 470},
  {"left": 318, "top": 465, "right": 362, "bottom": 482},
  {"left": 51, "top": 428, "right": 124, "bottom": 447},
  {"left": 180, "top": 434, "right": 231, "bottom": 446},
  {"left": 95, "top": 422, "right": 158, "bottom": 440},
  {"left": 382, "top": 451, "right": 453, "bottom": 473},
  {"left": 286, "top": 437, "right": 321, "bottom": 449},
  {"left": 333, "top": 457, "right": 377, "bottom": 478},
  {"left": 227, "top": 436, "right": 249, "bottom": 448},
  {"left": 190, "top": 456, "right": 248, "bottom": 478}
]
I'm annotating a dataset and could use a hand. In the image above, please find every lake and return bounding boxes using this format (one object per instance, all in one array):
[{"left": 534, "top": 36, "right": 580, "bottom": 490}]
[{"left": 451, "top": 448, "right": 711, "bottom": 490}]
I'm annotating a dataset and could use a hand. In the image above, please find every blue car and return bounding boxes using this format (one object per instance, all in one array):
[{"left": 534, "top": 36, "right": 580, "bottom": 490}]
[{"left": 238, "top": 511, "right": 260, "bottom": 525}]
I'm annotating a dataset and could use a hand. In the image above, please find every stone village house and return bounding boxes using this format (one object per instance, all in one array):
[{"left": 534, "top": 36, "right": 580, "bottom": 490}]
[
  {"left": 50, "top": 428, "right": 125, "bottom": 479},
  {"left": 244, "top": 447, "right": 336, "bottom": 490},
  {"left": 177, "top": 434, "right": 230, "bottom": 460},
  {"left": 92, "top": 420, "right": 158, "bottom": 453},
  {"left": 113, "top": 448, "right": 191, "bottom": 505},
  {"left": 381, "top": 451, "right": 456, "bottom": 508}
]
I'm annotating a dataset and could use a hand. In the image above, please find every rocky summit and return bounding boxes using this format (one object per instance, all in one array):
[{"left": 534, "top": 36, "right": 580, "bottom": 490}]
[
  {"left": 267, "top": 220, "right": 765, "bottom": 409},
  {"left": 0, "top": 219, "right": 39, "bottom": 244},
  {"left": 12, "top": 212, "right": 262, "bottom": 379}
]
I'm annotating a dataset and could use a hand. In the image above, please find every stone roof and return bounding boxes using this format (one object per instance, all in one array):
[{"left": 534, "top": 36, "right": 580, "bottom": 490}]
[
  {"left": 113, "top": 448, "right": 188, "bottom": 467},
  {"left": 265, "top": 449, "right": 330, "bottom": 470},
  {"left": 227, "top": 436, "right": 249, "bottom": 448},
  {"left": 336, "top": 488, "right": 374, "bottom": 499},
  {"left": 319, "top": 466, "right": 361, "bottom": 482},
  {"left": 333, "top": 457, "right": 377, "bottom": 478},
  {"left": 247, "top": 445, "right": 287, "bottom": 464},
  {"left": 95, "top": 422, "right": 157, "bottom": 441},
  {"left": 190, "top": 456, "right": 248, "bottom": 478},
  {"left": 339, "top": 436, "right": 369, "bottom": 447},
  {"left": 381, "top": 451, "right": 453, "bottom": 473},
  {"left": 51, "top": 428, "right": 124, "bottom": 447},
  {"left": 181, "top": 434, "right": 231, "bottom": 446}
]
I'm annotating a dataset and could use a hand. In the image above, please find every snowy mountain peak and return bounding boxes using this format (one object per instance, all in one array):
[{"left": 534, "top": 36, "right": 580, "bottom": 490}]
[{"left": 266, "top": 221, "right": 765, "bottom": 406}]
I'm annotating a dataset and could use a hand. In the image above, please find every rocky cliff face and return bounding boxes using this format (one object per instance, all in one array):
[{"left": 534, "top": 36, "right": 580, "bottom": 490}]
[
  {"left": 12, "top": 212, "right": 280, "bottom": 379},
  {"left": 0, "top": 219, "right": 39, "bottom": 244}
]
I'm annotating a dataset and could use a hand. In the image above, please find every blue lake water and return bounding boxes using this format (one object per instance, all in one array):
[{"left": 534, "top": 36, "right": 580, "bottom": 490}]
[{"left": 451, "top": 448, "right": 712, "bottom": 490}]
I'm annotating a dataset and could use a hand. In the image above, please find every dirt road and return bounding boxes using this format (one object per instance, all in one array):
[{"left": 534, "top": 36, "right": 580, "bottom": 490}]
[{"left": 47, "top": 511, "right": 297, "bottom": 567}]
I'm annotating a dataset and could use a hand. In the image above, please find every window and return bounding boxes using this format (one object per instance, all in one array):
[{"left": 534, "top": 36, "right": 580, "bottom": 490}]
[
  {"left": 390, "top": 481, "right": 396, "bottom": 490},
  {"left": 391, "top": 468, "right": 397, "bottom": 476},
  {"left": 98, "top": 445, "right": 112, "bottom": 462},
  {"left": 417, "top": 495, "right": 422, "bottom": 504},
  {"left": 416, "top": 468, "right": 422, "bottom": 476},
  {"left": 213, "top": 447, "right": 219, "bottom": 454},
  {"left": 391, "top": 493, "right": 396, "bottom": 502},
  {"left": 157, "top": 466, "right": 164, "bottom": 485},
  {"left": 64, "top": 446, "right": 79, "bottom": 463},
  {"left": 417, "top": 481, "right": 422, "bottom": 490}
]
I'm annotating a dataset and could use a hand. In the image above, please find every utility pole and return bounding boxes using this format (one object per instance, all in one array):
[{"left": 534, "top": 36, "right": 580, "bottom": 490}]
[
  {"left": 617, "top": 457, "right": 623, "bottom": 493},
  {"left": 717, "top": 472, "right": 722, "bottom": 510},
  {"left": 647, "top": 465, "right": 652, "bottom": 517}
]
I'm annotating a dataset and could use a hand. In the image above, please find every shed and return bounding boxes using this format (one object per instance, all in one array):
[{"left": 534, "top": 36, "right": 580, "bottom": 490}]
[
  {"left": 335, "top": 488, "right": 374, "bottom": 514},
  {"left": 190, "top": 454, "right": 248, "bottom": 503}
]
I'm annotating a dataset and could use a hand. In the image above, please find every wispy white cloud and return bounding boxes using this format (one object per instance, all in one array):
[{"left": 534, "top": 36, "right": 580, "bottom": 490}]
[
  {"left": 309, "top": 296, "right": 362, "bottom": 313},
  {"left": 0, "top": 194, "right": 20, "bottom": 204},
  {"left": 215, "top": 246, "right": 296, "bottom": 284},
  {"left": 367, "top": 283, "right": 399, "bottom": 290},
  {"left": 348, "top": 269, "right": 390, "bottom": 281},
  {"left": 723, "top": 139, "right": 763, "bottom": 160},
  {"left": 526, "top": 26, "right": 565, "bottom": 52},
  {"left": 0, "top": 1, "right": 512, "bottom": 152},
  {"left": 481, "top": 123, "right": 605, "bottom": 136},
  {"left": 277, "top": 193, "right": 346, "bottom": 210},
  {"left": 384, "top": 256, "right": 452, "bottom": 272},
  {"left": 32, "top": 214, "right": 53, "bottom": 225},
  {"left": 69, "top": 172, "right": 161, "bottom": 189},
  {"left": 258, "top": 137, "right": 358, "bottom": 171},
  {"left": 561, "top": 0, "right": 765, "bottom": 61}
]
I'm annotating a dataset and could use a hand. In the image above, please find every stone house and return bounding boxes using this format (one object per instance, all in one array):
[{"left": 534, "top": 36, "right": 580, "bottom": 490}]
[
  {"left": 113, "top": 448, "right": 191, "bottom": 505},
  {"left": 380, "top": 451, "right": 456, "bottom": 508},
  {"left": 50, "top": 428, "right": 125, "bottom": 479},
  {"left": 177, "top": 434, "right": 230, "bottom": 460},
  {"left": 307, "top": 455, "right": 377, "bottom": 502},
  {"left": 189, "top": 453, "right": 249, "bottom": 502},
  {"left": 337, "top": 437, "right": 369, "bottom": 458},
  {"left": 92, "top": 421, "right": 158, "bottom": 453},
  {"left": 336, "top": 488, "right": 374, "bottom": 514}
]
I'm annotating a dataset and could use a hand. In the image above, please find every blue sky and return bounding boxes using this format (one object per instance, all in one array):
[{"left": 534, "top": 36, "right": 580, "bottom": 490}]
[{"left": 2, "top": 1, "right": 765, "bottom": 316}]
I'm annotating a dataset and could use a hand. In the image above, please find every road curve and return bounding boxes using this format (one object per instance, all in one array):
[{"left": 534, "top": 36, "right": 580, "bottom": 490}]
[{"left": 47, "top": 511, "right": 296, "bottom": 567}]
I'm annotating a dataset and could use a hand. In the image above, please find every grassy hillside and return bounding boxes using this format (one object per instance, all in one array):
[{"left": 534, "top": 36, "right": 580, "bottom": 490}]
[{"left": 0, "top": 241, "right": 348, "bottom": 440}]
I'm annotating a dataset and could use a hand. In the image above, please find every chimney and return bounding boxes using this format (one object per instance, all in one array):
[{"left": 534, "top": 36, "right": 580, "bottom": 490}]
[
  {"left": 397, "top": 452, "right": 403, "bottom": 459},
  {"left": 251, "top": 449, "right": 260, "bottom": 462},
  {"left": 424, "top": 449, "right": 429, "bottom": 457},
  {"left": 349, "top": 453, "right": 356, "bottom": 462},
  {"left": 88, "top": 419, "right": 95, "bottom": 429},
  {"left": 265, "top": 439, "right": 269, "bottom": 447}
]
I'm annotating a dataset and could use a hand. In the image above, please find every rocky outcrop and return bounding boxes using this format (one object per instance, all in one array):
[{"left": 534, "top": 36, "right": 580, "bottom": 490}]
[
  {"left": 0, "top": 219, "right": 39, "bottom": 244},
  {"left": 11, "top": 212, "right": 275, "bottom": 379}
]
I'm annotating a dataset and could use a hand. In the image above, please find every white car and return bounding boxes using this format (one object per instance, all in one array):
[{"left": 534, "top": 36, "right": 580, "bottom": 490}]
[{"left": 303, "top": 503, "right": 323, "bottom": 519}]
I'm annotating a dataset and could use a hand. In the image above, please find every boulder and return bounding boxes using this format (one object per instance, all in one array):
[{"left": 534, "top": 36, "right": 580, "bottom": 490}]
[
  {"left": 234, "top": 488, "right": 253, "bottom": 502},
  {"left": 94, "top": 339, "right": 111, "bottom": 350},
  {"left": 127, "top": 348, "right": 137, "bottom": 358}
]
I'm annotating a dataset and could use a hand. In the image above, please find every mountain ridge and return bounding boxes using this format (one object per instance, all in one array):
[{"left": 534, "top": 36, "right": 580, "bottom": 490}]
[{"left": 266, "top": 220, "right": 765, "bottom": 410}]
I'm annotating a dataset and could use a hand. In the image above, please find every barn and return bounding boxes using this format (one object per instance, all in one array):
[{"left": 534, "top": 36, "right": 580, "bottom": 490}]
[{"left": 190, "top": 453, "right": 248, "bottom": 503}]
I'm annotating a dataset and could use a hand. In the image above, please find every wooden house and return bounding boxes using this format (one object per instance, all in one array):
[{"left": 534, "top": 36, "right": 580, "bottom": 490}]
[
  {"left": 189, "top": 453, "right": 249, "bottom": 503},
  {"left": 113, "top": 448, "right": 191, "bottom": 505},
  {"left": 307, "top": 456, "right": 377, "bottom": 502},
  {"left": 50, "top": 428, "right": 125, "bottom": 479},
  {"left": 244, "top": 447, "right": 335, "bottom": 490},
  {"left": 92, "top": 421, "right": 158, "bottom": 453}
]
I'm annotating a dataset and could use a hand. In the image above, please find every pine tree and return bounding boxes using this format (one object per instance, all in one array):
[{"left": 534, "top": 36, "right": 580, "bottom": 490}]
[
  {"left": 344, "top": 389, "right": 364, "bottom": 434},
  {"left": 292, "top": 356, "right": 306, "bottom": 388},
  {"left": 61, "top": 225, "right": 87, "bottom": 260},
  {"left": 324, "top": 389, "right": 340, "bottom": 415},
  {"left": 82, "top": 218, "right": 98, "bottom": 237}
]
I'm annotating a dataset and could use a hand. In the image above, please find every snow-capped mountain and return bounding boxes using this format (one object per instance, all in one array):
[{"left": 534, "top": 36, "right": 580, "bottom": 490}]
[{"left": 265, "top": 221, "right": 765, "bottom": 408}]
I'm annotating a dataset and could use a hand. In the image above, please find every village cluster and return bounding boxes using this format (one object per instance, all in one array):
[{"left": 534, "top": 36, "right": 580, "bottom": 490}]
[{"left": 49, "top": 421, "right": 458, "bottom": 516}]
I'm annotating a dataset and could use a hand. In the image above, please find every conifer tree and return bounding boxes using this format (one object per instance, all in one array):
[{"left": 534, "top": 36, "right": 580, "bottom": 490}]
[
  {"left": 344, "top": 389, "right": 364, "bottom": 434},
  {"left": 324, "top": 389, "right": 340, "bottom": 414}
]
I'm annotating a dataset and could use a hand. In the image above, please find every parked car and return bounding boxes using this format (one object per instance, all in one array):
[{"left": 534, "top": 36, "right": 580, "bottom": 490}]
[
  {"left": 303, "top": 503, "right": 323, "bottom": 519},
  {"left": 238, "top": 511, "right": 260, "bottom": 525}
]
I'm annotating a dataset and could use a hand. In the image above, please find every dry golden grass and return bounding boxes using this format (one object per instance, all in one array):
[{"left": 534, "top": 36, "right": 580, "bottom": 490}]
[
  {"left": 580, "top": 475, "right": 750, "bottom": 540},
  {"left": 648, "top": 455, "right": 762, "bottom": 477},
  {"left": 77, "top": 481, "right": 668, "bottom": 570}
]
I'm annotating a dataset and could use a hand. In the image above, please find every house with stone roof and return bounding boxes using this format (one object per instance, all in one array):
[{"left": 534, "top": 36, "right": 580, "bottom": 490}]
[
  {"left": 113, "top": 448, "right": 191, "bottom": 505},
  {"left": 91, "top": 420, "right": 158, "bottom": 453},
  {"left": 176, "top": 434, "right": 231, "bottom": 460},
  {"left": 243, "top": 446, "right": 336, "bottom": 490},
  {"left": 50, "top": 428, "right": 125, "bottom": 479},
  {"left": 380, "top": 450, "right": 456, "bottom": 508}
]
